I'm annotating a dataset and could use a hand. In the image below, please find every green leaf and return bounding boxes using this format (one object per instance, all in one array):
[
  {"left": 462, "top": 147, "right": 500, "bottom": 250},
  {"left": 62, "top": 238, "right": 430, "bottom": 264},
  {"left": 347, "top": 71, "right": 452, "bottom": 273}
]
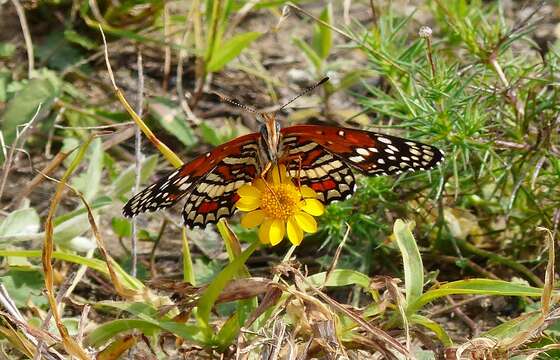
[
  {"left": 312, "top": 3, "right": 333, "bottom": 60},
  {"left": 112, "top": 154, "right": 158, "bottom": 198},
  {"left": 199, "top": 122, "right": 222, "bottom": 146},
  {"left": 0, "top": 269, "right": 48, "bottom": 307},
  {"left": 0, "top": 70, "right": 11, "bottom": 102},
  {"left": 0, "top": 250, "right": 144, "bottom": 291},
  {"left": 52, "top": 213, "right": 91, "bottom": 247},
  {"left": 0, "top": 42, "right": 16, "bottom": 59},
  {"left": 148, "top": 97, "right": 198, "bottom": 147},
  {"left": 0, "top": 208, "right": 40, "bottom": 237},
  {"left": 85, "top": 319, "right": 160, "bottom": 347},
  {"left": 71, "top": 137, "right": 103, "bottom": 201},
  {"left": 196, "top": 241, "right": 259, "bottom": 340},
  {"left": 307, "top": 269, "right": 371, "bottom": 289},
  {"left": 64, "top": 29, "right": 96, "bottom": 50},
  {"left": 111, "top": 218, "right": 132, "bottom": 237},
  {"left": 90, "top": 301, "right": 206, "bottom": 345},
  {"left": 410, "top": 314, "right": 453, "bottom": 346},
  {"left": 292, "top": 37, "right": 322, "bottom": 72},
  {"left": 36, "top": 31, "right": 84, "bottom": 71},
  {"left": 483, "top": 311, "right": 543, "bottom": 341},
  {"left": 215, "top": 313, "right": 241, "bottom": 349},
  {"left": 393, "top": 219, "right": 423, "bottom": 308},
  {"left": 409, "top": 279, "right": 551, "bottom": 314},
  {"left": 0, "top": 69, "right": 61, "bottom": 147},
  {"left": 206, "top": 32, "right": 261, "bottom": 72},
  {"left": 53, "top": 196, "right": 112, "bottom": 225}
]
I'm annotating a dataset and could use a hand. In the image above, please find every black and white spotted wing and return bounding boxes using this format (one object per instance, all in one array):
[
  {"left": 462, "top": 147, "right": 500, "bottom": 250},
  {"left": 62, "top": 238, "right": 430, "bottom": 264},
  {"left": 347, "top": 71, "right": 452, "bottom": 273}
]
[
  {"left": 282, "top": 125, "right": 444, "bottom": 177},
  {"left": 181, "top": 146, "right": 260, "bottom": 228},
  {"left": 280, "top": 138, "right": 356, "bottom": 204},
  {"left": 122, "top": 133, "right": 261, "bottom": 223}
]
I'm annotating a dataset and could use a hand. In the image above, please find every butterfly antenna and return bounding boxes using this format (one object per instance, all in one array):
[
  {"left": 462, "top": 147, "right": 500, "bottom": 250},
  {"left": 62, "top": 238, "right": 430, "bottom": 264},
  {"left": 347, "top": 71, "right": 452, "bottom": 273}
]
[
  {"left": 214, "top": 92, "right": 258, "bottom": 114},
  {"left": 279, "top": 76, "right": 329, "bottom": 111}
]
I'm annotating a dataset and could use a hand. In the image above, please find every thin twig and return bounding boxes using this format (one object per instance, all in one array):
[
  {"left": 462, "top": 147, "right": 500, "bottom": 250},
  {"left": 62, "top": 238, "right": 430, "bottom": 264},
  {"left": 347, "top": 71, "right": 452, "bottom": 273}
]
[
  {"left": 9, "top": 149, "right": 70, "bottom": 210},
  {"left": 176, "top": 5, "right": 201, "bottom": 125},
  {"left": 10, "top": 0, "right": 34, "bottom": 78},
  {"left": 54, "top": 121, "right": 134, "bottom": 130},
  {"left": 322, "top": 223, "right": 350, "bottom": 289},
  {"left": 0, "top": 104, "right": 42, "bottom": 204},
  {"left": 131, "top": 50, "right": 145, "bottom": 277},
  {"left": 445, "top": 295, "right": 479, "bottom": 336},
  {"left": 77, "top": 304, "right": 90, "bottom": 346},
  {"left": 34, "top": 270, "right": 78, "bottom": 360},
  {"left": 429, "top": 295, "right": 489, "bottom": 317},
  {"left": 162, "top": 3, "right": 171, "bottom": 92}
]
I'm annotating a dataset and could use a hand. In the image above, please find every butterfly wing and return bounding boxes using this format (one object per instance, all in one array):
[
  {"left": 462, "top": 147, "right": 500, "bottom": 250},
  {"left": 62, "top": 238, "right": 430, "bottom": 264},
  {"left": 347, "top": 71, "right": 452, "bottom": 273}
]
[
  {"left": 181, "top": 148, "right": 261, "bottom": 228},
  {"left": 122, "top": 133, "right": 261, "bottom": 221},
  {"left": 279, "top": 137, "right": 356, "bottom": 204},
  {"left": 281, "top": 125, "right": 444, "bottom": 176}
]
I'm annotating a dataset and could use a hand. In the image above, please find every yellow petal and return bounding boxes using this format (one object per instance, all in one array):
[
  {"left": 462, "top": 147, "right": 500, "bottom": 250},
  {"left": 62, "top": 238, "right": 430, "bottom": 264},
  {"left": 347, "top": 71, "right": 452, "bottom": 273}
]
[
  {"left": 271, "top": 166, "right": 282, "bottom": 185},
  {"left": 236, "top": 197, "right": 260, "bottom": 211},
  {"left": 258, "top": 219, "right": 273, "bottom": 244},
  {"left": 287, "top": 217, "right": 303, "bottom": 245},
  {"left": 299, "top": 199, "right": 324, "bottom": 216},
  {"left": 241, "top": 210, "right": 265, "bottom": 228},
  {"left": 279, "top": 164, "right": 290, "bottom": 184},
  {"left": 301, "top": 185, "right": 318, "bottom": 199},
  {"left": 268, "top": 219, "right": 286, "bottom": 246},
  {"left": 237, "top": 184, "right": 261, "bottom": 199},
  {"left": 253, "top": 178, "right": 266, "bottom": 192},
  {"left": 294, "top": 212, "right": 317, "bottom": 233}
]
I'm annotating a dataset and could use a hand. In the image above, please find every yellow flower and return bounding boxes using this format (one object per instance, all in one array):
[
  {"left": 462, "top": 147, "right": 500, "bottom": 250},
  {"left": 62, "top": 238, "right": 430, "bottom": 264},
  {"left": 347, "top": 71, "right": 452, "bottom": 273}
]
[{"left": 235, "top": 164, "right": 325, "bottom": 246}]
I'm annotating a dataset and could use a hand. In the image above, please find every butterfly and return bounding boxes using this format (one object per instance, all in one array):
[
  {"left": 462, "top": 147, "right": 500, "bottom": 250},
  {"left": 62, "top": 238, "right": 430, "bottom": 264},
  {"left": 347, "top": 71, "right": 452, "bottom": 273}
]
[{"left": 123, "top": 78, "right": 444, "bottom": 228}]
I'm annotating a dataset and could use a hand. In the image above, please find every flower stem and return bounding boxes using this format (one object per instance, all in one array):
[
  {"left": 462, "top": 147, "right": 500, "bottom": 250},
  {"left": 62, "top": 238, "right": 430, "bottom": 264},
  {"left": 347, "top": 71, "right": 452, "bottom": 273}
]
[{"left": 272, "top": 245, "right": 297, "bottom": 283}]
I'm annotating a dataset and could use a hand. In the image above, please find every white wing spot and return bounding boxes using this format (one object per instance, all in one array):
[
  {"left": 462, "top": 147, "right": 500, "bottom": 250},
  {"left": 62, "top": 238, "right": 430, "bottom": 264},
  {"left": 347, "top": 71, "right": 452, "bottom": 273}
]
[
  {"left": 388, "top": 144, "right": 399, "bottom": 152},
  {"left": 356, "top": 148, "right": 370, "bottom": 156},
  {"left": 378, "top": 158, "right": 385, "bottom": 164},
  {"left": 410, "top": 148, "right": 422, "bottom": 156},
  {"left": 377, "top": 137, "right": 392, "bottom": 144},
  {"left": 385, "top": 148, "right": 395, "bottom": 155},
  {"left": 338, "top": 130, "right": 345, "bottom": 136},
  {"left": 368, "top": 147, "right": 379, "bottom": 153},
  {"left": 388, "top": 155, "right": 397, "bottom": 161},
  {"left": 349, "top": 156, "right": 366, "bottom": 163},
  {"left": 177, "top": 176, "right": 190, "bottom": 185}
]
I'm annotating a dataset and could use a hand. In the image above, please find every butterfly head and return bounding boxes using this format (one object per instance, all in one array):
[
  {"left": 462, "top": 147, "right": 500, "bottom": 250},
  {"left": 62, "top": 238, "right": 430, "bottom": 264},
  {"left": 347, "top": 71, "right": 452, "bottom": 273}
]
[{"left": 257, "top": 112, "right": 281, "bottom": 162}]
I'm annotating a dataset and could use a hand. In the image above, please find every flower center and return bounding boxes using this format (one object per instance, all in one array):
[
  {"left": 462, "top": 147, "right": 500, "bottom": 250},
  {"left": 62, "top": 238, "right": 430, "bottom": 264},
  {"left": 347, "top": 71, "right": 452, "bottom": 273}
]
[{"left": 260, "top": 184, "right": 300, "bottom": 220}]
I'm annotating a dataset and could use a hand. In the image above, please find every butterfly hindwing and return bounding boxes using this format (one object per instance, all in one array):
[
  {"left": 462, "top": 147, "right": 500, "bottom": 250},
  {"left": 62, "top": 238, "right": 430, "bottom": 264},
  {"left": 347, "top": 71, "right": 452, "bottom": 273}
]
[{"left": 280, "top": 137, "right": 356, "bottom": 204}]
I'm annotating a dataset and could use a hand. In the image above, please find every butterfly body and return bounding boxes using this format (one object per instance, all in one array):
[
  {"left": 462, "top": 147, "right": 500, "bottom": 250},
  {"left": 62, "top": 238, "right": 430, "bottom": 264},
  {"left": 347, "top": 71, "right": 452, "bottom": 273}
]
[{"left": 123, "top": 111, "right": 444, "bottom": 228}]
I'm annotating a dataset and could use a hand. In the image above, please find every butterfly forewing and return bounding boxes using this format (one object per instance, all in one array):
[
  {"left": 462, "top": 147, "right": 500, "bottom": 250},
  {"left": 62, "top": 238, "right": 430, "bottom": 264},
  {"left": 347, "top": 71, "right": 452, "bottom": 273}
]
[
  {"left": 122, "top": 133, "right": 260, "bottom": 221},
  {"left": 282, "top": 125, "right": 444, "bottom": 176}
]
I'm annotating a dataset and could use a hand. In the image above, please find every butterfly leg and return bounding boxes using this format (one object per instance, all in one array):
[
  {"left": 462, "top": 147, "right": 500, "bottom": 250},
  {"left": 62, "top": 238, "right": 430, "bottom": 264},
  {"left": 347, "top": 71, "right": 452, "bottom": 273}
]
[{"left": 279, "top": 154, "right": 304, "bottom": 188}]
